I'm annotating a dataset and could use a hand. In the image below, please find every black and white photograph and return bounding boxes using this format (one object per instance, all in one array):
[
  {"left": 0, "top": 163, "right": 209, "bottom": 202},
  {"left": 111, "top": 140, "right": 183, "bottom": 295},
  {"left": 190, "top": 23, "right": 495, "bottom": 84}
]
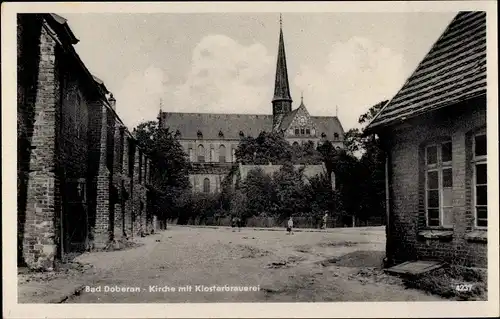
[{"left": 2, "top": 1, "right": 498, "bottom": 318}]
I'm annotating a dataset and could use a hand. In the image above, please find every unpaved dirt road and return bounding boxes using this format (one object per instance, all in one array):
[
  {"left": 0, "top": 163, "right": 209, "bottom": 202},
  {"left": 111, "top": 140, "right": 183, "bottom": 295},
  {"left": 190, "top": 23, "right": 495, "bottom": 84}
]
[{"left": 65, "top": 226, "right": 442, "bottom": 302}]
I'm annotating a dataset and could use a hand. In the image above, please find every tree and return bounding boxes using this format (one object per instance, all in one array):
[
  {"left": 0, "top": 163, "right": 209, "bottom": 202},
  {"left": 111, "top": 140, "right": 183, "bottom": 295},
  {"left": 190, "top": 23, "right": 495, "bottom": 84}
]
[
  {"left": 240, "top": 168, "right": 275, "bottom": 219},
  {"left": 134, "top": 121, "right": 191, "bottom": 224},
  {"left": 316, "top": 100, "right": 388, "bottom": 226},
  {"left": 272, "top": 163, "right": 308, "bottom": 220},
  {"left": 235, "top": 131, "right": 322, "bottom": 165}
]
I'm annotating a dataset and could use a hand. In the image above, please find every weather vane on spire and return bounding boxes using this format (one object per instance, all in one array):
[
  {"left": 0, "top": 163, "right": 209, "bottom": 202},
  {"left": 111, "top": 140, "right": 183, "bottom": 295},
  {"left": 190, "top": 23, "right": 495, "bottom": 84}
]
[{"left": 301, "top": 91, "right": 304, "bottom": 103}]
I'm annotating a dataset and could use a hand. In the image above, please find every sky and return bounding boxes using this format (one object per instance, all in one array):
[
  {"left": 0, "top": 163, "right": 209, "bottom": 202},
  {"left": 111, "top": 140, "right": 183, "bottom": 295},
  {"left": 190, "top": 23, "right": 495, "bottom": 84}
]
[{"left": 61, "top": 12, "right": 457, "bottom": 131}]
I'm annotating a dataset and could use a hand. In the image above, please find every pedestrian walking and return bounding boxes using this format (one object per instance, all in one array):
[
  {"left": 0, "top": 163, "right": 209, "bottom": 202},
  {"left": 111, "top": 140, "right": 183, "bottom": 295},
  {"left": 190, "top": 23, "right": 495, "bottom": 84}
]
[
  {"left": 286, "top": 216, "right": 294, "bottom": 235},
  {"left": 237, "top": 216, "right": 242, "bottom": 232},
  {"left": 231, "top": 215, "right": 237, "bottom": 232},
  {"left": 322, "top": 212, "right": 328, "bottom": 230}
]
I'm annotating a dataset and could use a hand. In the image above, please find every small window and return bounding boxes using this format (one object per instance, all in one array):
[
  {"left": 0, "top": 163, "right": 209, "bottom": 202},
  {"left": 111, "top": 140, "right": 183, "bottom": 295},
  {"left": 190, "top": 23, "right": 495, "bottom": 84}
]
[
  {"left": 295, "top": 128, "right": 300, "bottom": 135},
  {"left": 198, "top": 144, "right": 205, "bottom": 162},
  {"left": 475, "top": 134, "right": 487, "bottom": 157},
  {"left": 197, "top": 130, "right": 203, "bottom": 139},
  {"left": 203, "top": 178, "right": 210, "bottom": 193},
  {"left": 219, "top": 145, "right": 226, "bottom": 163},
  {"left": 239, "top": 131, "right": 244, "bottom": 138},
  {"left": 210, "top": 148, "right": 215, "bottom": 162},
  {"left": 218, "top": 130, "right": 224, "bottom": 138},
  {"left": 188, "top": 148, "right": 194, "bottom": 162},
  {"left": 175, "top": 129, "right": 181, "bottom": 138},
  {"left": 441, "top": 141, "right": 452, "bottom": 163},
  {"left": 334, "top": 133, "right": 339, "bottom": 140},
  {"left": 321, "top": 132, "right": 326, "bottom": 138},
  {"left": 300, "top": 128, "right": 305, "bottom": 135},
  {"left": 426, "top": 145, "right": 438, "bottom": 165},
  {"left": 306, "top": 128, "right": 311, "bottom": 135}
]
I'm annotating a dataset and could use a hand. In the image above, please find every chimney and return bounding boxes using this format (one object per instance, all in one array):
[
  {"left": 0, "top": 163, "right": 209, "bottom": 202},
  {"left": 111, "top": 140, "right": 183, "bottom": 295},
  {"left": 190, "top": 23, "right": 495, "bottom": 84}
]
[{"left": 108, "top": 93, "right": 116, "bottom": 111}]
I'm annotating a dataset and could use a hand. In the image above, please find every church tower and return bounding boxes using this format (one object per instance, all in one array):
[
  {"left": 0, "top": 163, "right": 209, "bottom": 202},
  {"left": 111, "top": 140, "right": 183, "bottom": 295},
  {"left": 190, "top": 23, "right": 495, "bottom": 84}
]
[{"left": 272, "top": 15, "right": 293, "bottom": 129}]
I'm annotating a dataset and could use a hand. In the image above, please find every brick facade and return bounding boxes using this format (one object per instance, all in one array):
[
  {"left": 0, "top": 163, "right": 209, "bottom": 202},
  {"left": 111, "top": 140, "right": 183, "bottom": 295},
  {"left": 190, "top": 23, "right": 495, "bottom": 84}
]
[
  {"left": 17, "top": 14, "right": 153, "bottom": 270},
  {"left": 383, "top": 99, "right": 487, "bottom": 267}
]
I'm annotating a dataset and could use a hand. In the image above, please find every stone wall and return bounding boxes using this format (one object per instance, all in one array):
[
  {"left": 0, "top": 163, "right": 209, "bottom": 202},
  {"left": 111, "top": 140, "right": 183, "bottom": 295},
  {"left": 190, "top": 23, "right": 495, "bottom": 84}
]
[
  {"left": 384, "top": 98, "right": 487, "bottom": 267},
  {"left": 17, "top": 14, "right": 153, "bottom": 270}
]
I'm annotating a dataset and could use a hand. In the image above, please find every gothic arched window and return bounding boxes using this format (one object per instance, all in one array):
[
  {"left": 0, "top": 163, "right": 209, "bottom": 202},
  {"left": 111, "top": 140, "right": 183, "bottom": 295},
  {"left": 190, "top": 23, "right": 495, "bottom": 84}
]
[
  {"left": 198, "top": 144, "right": 205, "bottom": 162},
  {"left": 218, "top": 130, "right": 224, "bottom": 138},
  {"left": 203, "top": 178, "right": 210, "bottom": 193},
  {"left": 219, "top": 145, "right": 226, "bottom": 163},
  {"left": 188, "top": 148, "right": 194, "bottom": 162},
  {"left": 239, "top": 131, "right": 244, "bottom": 138},
  {"left": 210, "top": 147, "right": 215, "bottom": 162},
  {"left": 292, "top": 141, "right": 299, "bottom": 147},
  {"left": 197, "top": 130, "right": 203, "bottom": 139},
  {"left": 334, "top": 133, "right": 339, "bottom": 140}
]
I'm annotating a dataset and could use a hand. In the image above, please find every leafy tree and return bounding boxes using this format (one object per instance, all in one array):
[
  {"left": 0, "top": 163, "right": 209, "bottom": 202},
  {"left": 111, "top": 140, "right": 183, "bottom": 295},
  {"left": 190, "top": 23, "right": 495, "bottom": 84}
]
[
  {"left": 240, "top": 168, "right": 275, "bottom": 219},
  {"left": 316, "top": 100, "right": 388, "bottom": 225},
  {"left": 134, "top": 121, "right": 191, "bottom": 224},
  {"left": 236, "top": 131, "right": 322, "bottom": 165},
  {"left": 272, "top": 163, "right": 308, "bottom": 220}
]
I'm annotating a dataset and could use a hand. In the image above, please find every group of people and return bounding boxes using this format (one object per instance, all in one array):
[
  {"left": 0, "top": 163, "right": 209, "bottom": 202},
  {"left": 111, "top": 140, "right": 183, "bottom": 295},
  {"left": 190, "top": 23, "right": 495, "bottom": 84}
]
[
  {"left": 286, "top": 212, "right": 329, "bottom": 235},
  {"left": 231, "top": 212, "right": 329, "bottom": 234}
]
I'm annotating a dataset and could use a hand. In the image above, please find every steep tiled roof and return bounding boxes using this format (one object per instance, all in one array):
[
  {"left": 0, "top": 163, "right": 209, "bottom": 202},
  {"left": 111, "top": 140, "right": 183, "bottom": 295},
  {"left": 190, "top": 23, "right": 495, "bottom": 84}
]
[
  {"left": 312, "top": 116, "right": 345, "bottom": 140},
  {"left": 367, "top": 11, "right": 486, "bottom": 131},
  {"left": 162, "top": 112, "right": 273, "bottom": 139},
  {"left": 278, "top": 108, "right": 299, "bottom": 131},
  {"left": 161, "top": 112, "right": 344, "bottom": 140}
]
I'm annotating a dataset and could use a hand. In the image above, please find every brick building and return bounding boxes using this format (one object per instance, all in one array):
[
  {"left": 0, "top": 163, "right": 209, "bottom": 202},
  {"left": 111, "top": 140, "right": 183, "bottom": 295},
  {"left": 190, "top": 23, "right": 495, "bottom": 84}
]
[
  {"left": 365, "top": 12, "right": 487, "bottom": 267},
  {"left": 158, "top": 20, "right": 344, "bottom": 193},
  {"left": 17, "top": 13, "right": 154, "bottom": 270}
]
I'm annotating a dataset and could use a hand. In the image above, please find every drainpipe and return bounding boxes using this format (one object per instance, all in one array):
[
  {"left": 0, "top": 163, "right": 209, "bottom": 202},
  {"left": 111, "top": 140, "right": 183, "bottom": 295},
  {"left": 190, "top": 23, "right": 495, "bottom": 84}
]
[{"left": 384, "top": 141, "right": 392, "bottom": 267}]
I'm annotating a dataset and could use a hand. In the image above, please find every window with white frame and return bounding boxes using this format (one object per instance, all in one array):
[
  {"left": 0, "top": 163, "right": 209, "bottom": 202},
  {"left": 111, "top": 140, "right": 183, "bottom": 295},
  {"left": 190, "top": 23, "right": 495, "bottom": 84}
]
[
  {"left": 473, "top": 133, "right": 487, "bottom": 227},
  {"left": 425, "top": 141, "right": 453, "bottom": 227}
]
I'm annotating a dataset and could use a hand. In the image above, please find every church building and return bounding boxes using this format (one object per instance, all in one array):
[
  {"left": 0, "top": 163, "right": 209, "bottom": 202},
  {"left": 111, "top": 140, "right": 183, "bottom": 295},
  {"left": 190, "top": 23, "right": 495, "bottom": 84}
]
[{"left": 158, "top": 19, "right": 345, "bottom": 193}]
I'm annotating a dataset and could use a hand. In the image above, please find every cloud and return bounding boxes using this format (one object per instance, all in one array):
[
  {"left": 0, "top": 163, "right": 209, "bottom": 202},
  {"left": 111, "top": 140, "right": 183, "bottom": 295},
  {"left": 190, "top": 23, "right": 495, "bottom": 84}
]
[
  {"left": 163, "top": 35, "right": 274, "bottom": 114},
  {"left": 115, "top": 66, "right": 167, "bottom": 129},
  {"left": 294, "top": 36, "right": 408, "bottom": 130},
  {"left": 115, "top": 35, "right": 408, "bottom": 132}
]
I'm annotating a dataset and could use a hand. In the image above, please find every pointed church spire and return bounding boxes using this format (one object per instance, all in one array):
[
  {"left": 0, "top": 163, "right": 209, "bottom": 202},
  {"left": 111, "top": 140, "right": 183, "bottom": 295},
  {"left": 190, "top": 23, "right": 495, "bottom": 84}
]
[{"left": 272, "top": 14, "right": 293, "bottom": 128}]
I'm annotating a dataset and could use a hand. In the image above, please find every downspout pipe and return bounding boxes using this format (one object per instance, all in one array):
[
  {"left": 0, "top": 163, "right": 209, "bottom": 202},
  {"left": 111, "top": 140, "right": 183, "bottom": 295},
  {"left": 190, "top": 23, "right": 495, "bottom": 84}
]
[{"left": 382, "top": 135, "right": 393, "bottom": 268}]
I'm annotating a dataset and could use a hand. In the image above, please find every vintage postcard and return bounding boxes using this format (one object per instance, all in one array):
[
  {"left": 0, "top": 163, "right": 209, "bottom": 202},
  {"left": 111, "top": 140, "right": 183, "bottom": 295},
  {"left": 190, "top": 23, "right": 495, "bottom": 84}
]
[{"left": 2, "top": 1, "right": 498, "bottom": 318}]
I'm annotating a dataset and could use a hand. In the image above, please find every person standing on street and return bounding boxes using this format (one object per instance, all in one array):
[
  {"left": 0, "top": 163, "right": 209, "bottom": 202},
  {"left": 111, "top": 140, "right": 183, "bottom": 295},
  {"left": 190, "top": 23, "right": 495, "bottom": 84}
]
[
  {"left": 322, "top": 212, "right": 328, "bottom": 230},
  {"left": 287, "top": 217, "right": 294, "bottom": 235}
]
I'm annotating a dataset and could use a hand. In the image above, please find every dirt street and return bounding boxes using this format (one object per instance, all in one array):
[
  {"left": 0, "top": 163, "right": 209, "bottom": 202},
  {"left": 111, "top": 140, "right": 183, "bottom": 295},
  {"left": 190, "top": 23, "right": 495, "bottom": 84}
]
[{"left": 62, "top": 226, "right": 442, "bottom": 302}]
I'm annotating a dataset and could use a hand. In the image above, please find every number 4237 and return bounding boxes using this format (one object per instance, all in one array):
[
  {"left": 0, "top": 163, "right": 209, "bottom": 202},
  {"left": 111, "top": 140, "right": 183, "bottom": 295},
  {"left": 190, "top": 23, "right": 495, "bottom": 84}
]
[{"left": 455, "top": 284, "right": 473, "bottom": 292}]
